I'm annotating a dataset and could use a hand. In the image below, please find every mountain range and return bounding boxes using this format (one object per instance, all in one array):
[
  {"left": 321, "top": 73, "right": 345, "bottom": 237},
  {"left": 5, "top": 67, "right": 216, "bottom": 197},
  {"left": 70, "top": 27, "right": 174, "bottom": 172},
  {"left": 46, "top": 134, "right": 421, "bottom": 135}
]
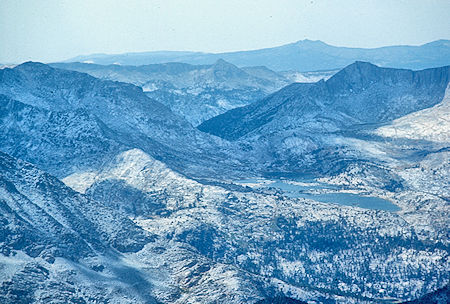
[
  {"left": 199, "top": 62, "right": 449, "bottom": 172},
  {"left": 50, "top": 60, "right": 291, "bottom": 125},
  {"left": 0, "top": 62, "right": 245, "bottom": 179},
  {"left": 50, "top": 60, "right": 336, "bottom": 125},
  {"left": 0, "top": 58, "right": 448, "bottom": 303},
  {"left": 199, "top": 62, "right": 449, "bottom": 139},
  {"left": 65, "top": 39, "right": 450, "bottom": 71}
]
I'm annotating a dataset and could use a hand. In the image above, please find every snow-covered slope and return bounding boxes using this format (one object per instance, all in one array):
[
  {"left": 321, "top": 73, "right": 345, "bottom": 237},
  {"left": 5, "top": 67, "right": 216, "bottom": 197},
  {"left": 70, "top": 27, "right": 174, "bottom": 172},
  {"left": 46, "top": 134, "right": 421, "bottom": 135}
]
[
  {"left": 59, "top": 148, "right": 450, "bottom": 303},
  {"left": 0, "top": 94, "right": 123, "bottom": 177},
  {"left": 279, "top": 69, "right": 338, "bottom": 83},
  {"left": 2, "top": 145, "right": 448, "bottom": 303},
  {"left": 375, "top": 84, "right": 450, "bottom": 143},
  {"left": 0, "top": 152, "right": 159, "bottom": 303},
  {"left": 0, "top": 62, "right": 244, "bottom": 179},
  {"left": 0, "top": 151, "right": 150, "bottom": 254}
]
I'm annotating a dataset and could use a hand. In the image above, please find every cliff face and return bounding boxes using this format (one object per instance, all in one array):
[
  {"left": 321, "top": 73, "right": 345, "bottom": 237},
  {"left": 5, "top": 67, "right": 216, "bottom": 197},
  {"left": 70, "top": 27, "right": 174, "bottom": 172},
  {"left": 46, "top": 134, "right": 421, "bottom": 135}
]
[{"left": 199, "top": 62, "right": 450, "bottom": 141}]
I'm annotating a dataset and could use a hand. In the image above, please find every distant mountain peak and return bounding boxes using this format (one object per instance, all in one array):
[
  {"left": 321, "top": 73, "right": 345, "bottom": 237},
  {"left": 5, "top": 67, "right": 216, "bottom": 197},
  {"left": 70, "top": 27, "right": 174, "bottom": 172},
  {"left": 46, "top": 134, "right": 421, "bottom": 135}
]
[
  {"left": 327, "top": 61, "right": 384, "bottom": 85},
  {"left": 214, "top": 58, "right": 229, "bottom": 64},
  {"left": 293, "top": 39, "right": 330, "bottom": 48},
  {"left": 211, "top": 58, "right": 245, "bottom": 76},
  {"left": 295, "top": 39, "right": 326, "bottom": 44},
  {"left": 423, "top": 39, "right": 450, "bottom": 47},
  {"left": 212, "top": 58, "right": 239, "bottom": 69},
  {"left": 344, "top": 61, "right": 379, "bottom": 70},
  {"left": 342, "top": 61, "right": 382, "bottom": 73},
  {"left": 15, "top": 61, "right": 52, "bottom": 71}
]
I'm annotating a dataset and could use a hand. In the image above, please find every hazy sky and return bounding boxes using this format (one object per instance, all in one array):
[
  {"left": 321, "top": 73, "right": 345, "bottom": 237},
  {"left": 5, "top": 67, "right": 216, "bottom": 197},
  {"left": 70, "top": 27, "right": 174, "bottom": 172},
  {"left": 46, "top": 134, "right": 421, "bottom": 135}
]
[{"left": 1, "top": 0, "right": 450, "bottom": 63}]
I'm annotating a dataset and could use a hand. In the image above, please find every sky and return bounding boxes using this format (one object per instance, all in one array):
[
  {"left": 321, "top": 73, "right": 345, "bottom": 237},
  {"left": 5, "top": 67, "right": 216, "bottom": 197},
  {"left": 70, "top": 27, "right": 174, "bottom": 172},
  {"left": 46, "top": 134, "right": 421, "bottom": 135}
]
[{"left": 1, "top": 0, "right": 450, "bottom": 63}]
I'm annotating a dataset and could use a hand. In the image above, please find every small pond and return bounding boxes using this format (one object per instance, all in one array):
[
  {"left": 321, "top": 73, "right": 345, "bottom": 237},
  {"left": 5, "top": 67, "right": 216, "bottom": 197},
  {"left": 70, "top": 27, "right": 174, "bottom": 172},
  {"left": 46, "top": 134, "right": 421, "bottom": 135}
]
[{"left": 237, "top": 179, "right": 400, "bottom": 212}]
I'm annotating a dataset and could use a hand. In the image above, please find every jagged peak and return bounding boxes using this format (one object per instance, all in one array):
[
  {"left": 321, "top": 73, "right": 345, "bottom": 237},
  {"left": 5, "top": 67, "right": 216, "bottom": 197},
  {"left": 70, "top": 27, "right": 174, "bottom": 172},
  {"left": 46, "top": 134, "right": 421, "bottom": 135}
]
[
  {"left": 326, "top": 61, "right": 384, "bottom": 84},
  {"left": 210, "top": 58, "right": 246, "bottom": 77},
  {"left": 323, "top": 61, "right": 399, "bottom": 92},
  {"left": 212, "top": 58, "right": 239, "bottom": 69},
  {"left": 343, "top": 61, "right": 379, "bottom": 71}
]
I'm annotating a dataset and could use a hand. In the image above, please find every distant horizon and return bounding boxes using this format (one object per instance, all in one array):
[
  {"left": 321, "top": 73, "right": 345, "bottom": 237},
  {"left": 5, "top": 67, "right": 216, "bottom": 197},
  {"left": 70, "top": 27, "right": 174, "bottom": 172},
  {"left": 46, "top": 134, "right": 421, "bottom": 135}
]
[
  {"left": 2, "top": 38, "right": 449, "bottom": 66},
  {"left": 67, "top": 38, "right": 450, "bottom": 59},
  {"left": 1, "top": 0, "right": 449, "bottom": 64}
]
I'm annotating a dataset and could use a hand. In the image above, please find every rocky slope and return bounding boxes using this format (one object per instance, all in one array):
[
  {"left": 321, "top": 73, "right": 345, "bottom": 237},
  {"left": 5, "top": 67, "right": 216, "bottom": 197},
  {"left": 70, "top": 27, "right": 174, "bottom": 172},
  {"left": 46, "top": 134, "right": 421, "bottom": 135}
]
[
  {"left": 1, "top": 145, "right": 448, "bottom": 303},
  {"left": 0, "top": 151, "right": 158, "bottom": 304},
  {"left": 58, "top": 148, "right": 449, "bottom": 303}
]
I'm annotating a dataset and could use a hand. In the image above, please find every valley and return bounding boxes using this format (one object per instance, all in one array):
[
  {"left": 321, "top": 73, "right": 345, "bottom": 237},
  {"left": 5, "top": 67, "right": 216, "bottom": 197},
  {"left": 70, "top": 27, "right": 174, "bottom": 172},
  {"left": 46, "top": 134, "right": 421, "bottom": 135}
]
[{"left": 0, "top": 46, "right": 448, "bottom": 303}]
